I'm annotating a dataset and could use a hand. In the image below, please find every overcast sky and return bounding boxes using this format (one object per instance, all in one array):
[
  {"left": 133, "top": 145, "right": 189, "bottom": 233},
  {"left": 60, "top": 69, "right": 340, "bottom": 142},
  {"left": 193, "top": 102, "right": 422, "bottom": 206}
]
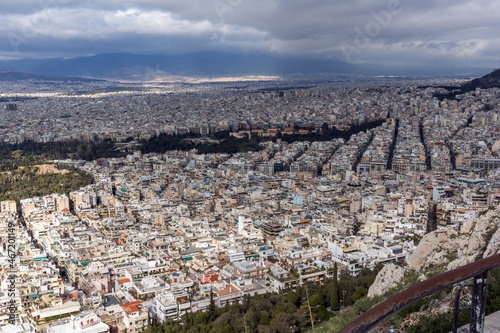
[{"left": 0, "top": 0, "right": 499, "bottom": 68}]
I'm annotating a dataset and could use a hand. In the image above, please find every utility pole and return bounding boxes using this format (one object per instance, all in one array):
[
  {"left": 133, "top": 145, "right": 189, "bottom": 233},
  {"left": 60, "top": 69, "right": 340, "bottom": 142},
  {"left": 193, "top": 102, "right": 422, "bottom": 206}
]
[{"left": 341, "top": 290, "right": 346, "bottom": 310}]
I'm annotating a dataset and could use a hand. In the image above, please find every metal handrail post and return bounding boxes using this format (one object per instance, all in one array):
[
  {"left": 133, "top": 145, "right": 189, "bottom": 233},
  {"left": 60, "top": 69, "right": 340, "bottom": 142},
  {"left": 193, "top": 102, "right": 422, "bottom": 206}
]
[
  {"left": 452, "top": 283, "right": 472, "bottom": 333},
  {"left": 470, "top": 271, "right": 488, "bottom": 333}
]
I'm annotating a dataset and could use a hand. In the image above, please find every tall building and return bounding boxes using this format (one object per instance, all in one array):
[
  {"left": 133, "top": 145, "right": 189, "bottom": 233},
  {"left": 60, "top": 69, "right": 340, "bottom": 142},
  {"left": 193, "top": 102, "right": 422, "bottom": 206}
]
[
  {"left": 6, "top": 103, "right": 17, "bottom": 111},
  {"left": 56, "top": 196, "right": 70, "bottom": 212},
  {"left": 0, "top": 200, "right": 16, "bottom": 213}
]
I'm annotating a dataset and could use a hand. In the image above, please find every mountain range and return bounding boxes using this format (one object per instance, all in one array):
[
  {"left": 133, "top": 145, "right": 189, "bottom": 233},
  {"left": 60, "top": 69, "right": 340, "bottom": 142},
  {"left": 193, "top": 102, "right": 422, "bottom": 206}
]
[
  {"left": 0, "top": 52, "right": 494, "bottom": 80},
  {"left": 0, "top": 71, "right": 102, "bottom": 82}
]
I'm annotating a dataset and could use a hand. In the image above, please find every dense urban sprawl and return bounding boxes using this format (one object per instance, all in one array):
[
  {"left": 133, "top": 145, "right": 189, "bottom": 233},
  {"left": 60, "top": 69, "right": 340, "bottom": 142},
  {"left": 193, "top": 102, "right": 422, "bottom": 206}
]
[{"left": 1, "top": 77, "right": 500, "bottom": 332}]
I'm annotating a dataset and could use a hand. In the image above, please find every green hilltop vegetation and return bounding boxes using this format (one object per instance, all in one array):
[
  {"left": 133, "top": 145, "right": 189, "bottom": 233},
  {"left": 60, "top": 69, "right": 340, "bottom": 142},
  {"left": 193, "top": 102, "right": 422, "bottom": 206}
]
[
  {"left": 0, "top": 165, "right": 93, "bottom": 203},
  {"left": 0, "top": 139, "right": 125, "bottom": 170}
]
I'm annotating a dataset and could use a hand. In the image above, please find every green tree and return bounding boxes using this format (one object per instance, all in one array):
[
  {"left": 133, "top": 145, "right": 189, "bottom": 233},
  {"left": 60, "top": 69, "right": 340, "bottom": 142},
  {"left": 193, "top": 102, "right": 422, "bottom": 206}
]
[
  {"left": 207, "top": 289, "right": 217, "bottom": 322},
  {"left": 287, "top": 290, "right": 300, "bottom": 307},
  {"left": 487, "top": 268, "right": 500, "bottom": 315},
  {"left": 269, "top": 312, "right": 297, "bottom": 333},
  {"left": 308, "top": 293, "right": 329, "bottom": 321},
  {"left": 351, "top": 286, "right": 368, "bottom": 303},
  {"left": 209, "top": 321, "right": 233, "bottom": 333},
  {"left": 11, "top": 150, "right": 23, "bottom": 161},
  {"left": 194, "top": 311, "right": 210, "bottom": 326},
  {"left": 331, "top": 262, "right": 339, "bottom": 311}
]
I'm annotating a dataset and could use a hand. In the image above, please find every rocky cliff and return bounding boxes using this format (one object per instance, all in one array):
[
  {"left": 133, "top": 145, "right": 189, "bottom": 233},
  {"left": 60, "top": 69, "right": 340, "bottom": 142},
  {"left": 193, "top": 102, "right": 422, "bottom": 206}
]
[
  {"left": 367, "top": 263, "right": 406, "bottom": 298},
  {"left": 409, "top": 203, "right": 500, "bottom": 272},
  {"left": 367, "top": 204, "right": 500, "bottom": 301}
]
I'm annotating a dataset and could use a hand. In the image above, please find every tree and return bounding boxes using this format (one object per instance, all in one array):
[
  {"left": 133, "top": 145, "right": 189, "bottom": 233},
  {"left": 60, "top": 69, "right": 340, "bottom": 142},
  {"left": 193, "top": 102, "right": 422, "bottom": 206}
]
[
  {"left": 269, "top": 312, "right": 297, "bottom": 333},
  {"left": 304, "top": 286, "right": 315, "bottom": 332},
  {"left": 208, "top": 289, "right": 217, "bottom": 322},
  {"left": 194, "top": 311, "right": 210, "bottom": 326},
  {"left": 11, "top": 150, "right": 23, "bottom": 161},
  {"left": 487, "top": 268, "right": 500, "bottom": 315},
  {"left": 331, "top": 262, "right": 339, "bottom": 311},
  {"left": 209, "top": 321, "right": 234, "bottom": 333},
  {"left": 308, "top": 293, "right": 328, "bottom": 321},
  {"left": 351, "top": 286, "right": 368, "bottom": 303},
  {"left": 287, "top": 290, "right": 300, "bottom": 307},
  {"left": 241, "top": 294, "right": 251, "bottom": 312}
]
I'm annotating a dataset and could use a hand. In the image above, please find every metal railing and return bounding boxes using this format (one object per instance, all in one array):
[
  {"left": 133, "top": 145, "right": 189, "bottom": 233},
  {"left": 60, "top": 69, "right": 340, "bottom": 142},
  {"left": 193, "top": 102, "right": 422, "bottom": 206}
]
[{"left": 339, "top": 253, "right": 500, "bottom": 333}]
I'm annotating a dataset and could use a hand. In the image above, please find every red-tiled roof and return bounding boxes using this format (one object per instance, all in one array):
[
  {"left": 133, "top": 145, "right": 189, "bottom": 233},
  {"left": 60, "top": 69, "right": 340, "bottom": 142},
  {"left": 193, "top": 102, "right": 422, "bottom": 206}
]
[
  {"left": 122, "top": 305, "right": 139, "bottom": 314},
  {"left": 216, "top": 284, "right": 240, "bottom": 297},
  {"left": 120, "top": 301, "right": 142, "bottom": 314}
]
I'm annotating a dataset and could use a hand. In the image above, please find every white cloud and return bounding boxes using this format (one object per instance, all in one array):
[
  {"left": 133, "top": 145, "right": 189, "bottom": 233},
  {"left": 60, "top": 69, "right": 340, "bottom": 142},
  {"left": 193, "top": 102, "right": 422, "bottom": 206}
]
[{"left": 0, "top": 0, "right": 498, "bottom": 68}]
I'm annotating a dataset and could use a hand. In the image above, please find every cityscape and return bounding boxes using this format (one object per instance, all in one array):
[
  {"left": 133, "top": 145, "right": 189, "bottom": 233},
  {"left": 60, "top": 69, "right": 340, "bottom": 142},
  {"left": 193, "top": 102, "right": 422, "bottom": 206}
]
[{"left": 1, "top": 1, "right": 500, "bottom": 333}]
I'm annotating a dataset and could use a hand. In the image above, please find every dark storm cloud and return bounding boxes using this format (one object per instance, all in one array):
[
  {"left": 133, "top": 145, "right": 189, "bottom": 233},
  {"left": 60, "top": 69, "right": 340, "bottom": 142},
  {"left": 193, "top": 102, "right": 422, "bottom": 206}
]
[{"left": 0, "top": 0, "right": 498, "bottom": 68}]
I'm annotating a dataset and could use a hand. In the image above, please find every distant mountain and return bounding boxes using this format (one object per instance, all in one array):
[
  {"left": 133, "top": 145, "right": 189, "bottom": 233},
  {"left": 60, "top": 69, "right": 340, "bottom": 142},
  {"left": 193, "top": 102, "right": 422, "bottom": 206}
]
[
  {"left": 461, "top": 68, "right": 500, "bottom": 91},
  {"left": 0, "top": 52, "right": 494, "bottom": 79},
  {"left": 0, "top": 52, "right": 356, "bottom": 78},
  {"left": 0, "top": 71, "right": 104, "bottom": 82},
  {"left": 433, "top": 68, "right": 500, "bottom": 100}
]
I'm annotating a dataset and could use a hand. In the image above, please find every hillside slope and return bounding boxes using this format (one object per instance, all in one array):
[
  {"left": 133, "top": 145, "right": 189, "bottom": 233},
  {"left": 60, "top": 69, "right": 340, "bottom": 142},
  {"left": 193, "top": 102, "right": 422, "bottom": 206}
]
[
  {"left": 315, "top": 203, "right": 500, "bottom": 332},
  {"left": 409, "top": 204, "right": 500, "bottom": 272}
]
